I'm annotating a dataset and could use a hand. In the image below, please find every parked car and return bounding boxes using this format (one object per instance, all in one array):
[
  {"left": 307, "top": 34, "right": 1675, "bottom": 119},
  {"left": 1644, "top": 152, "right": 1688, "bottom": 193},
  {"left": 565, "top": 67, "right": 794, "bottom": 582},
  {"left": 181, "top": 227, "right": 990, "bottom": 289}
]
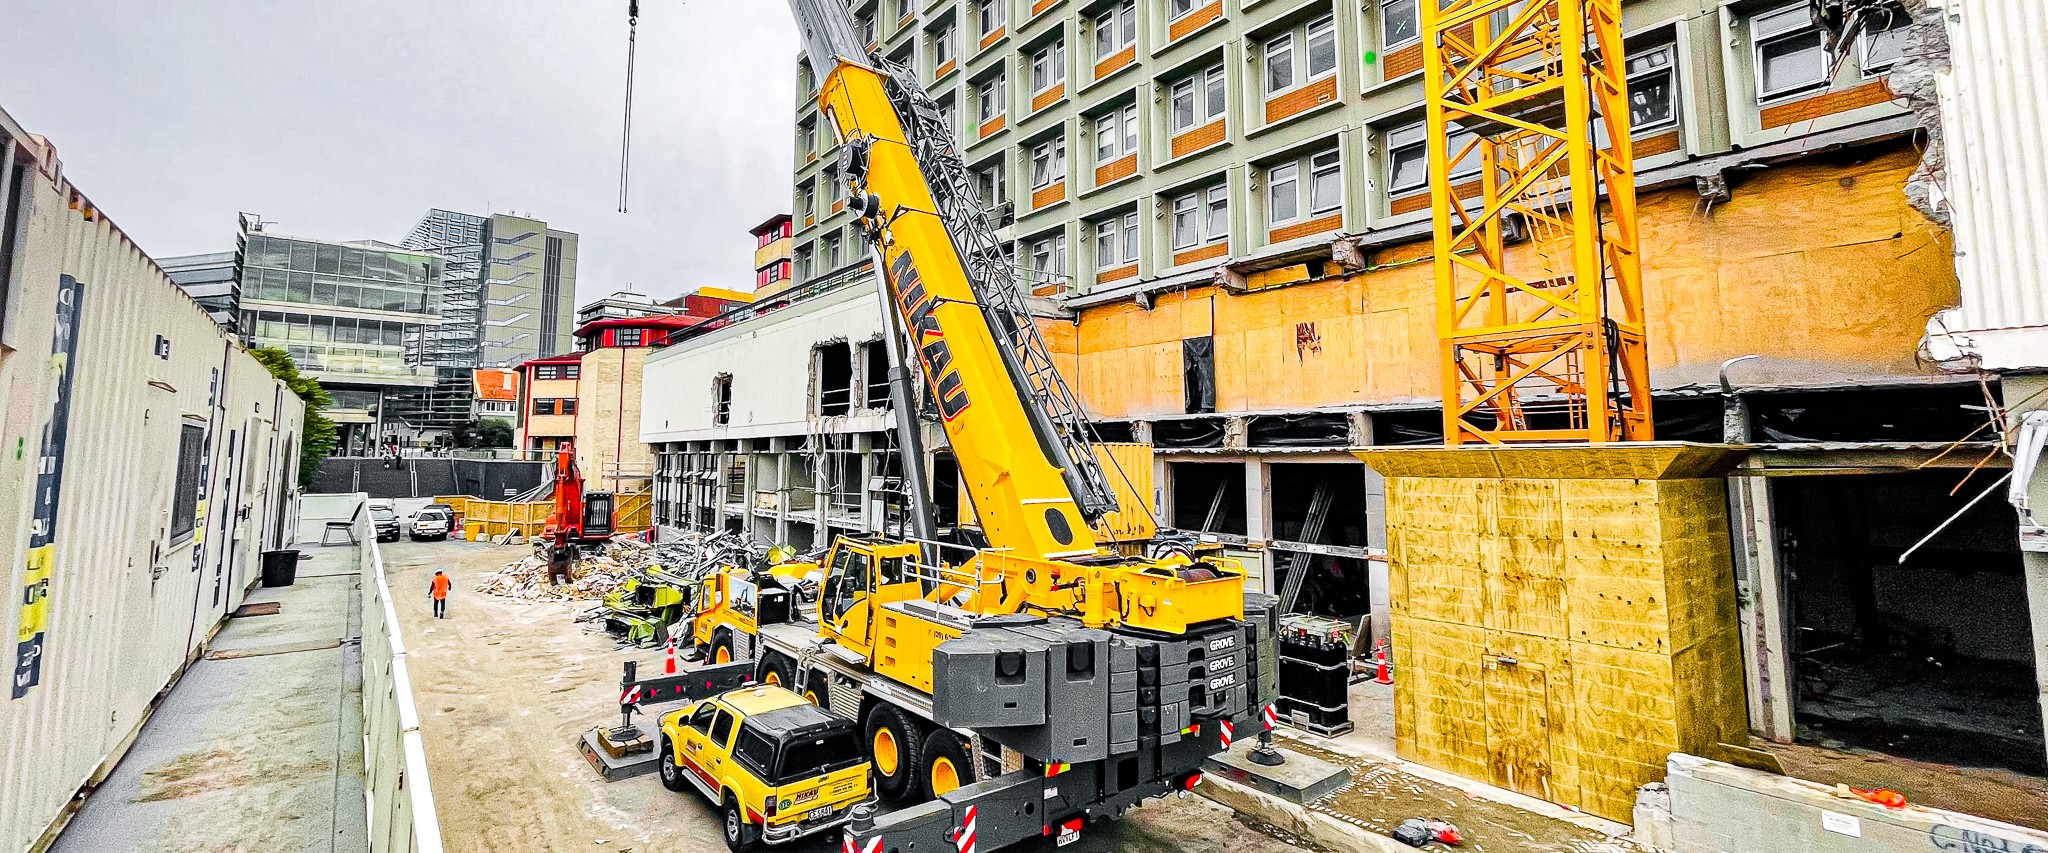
[
  {"left": 369, "top": 504, "right": 400, "bottom": 542},
  {"left": 658, "top": 685, "right": 872, "bottom": 851},
  {"left": 410, "top": 507, "right": 452, "bottom": 541}
]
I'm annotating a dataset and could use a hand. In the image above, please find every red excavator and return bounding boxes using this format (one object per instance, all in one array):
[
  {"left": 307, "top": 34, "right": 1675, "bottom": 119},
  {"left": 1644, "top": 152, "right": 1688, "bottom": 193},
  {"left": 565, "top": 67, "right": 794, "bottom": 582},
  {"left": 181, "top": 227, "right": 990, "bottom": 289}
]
[{"left": 541, "top": 441, "right": 615, "bottom": 582}]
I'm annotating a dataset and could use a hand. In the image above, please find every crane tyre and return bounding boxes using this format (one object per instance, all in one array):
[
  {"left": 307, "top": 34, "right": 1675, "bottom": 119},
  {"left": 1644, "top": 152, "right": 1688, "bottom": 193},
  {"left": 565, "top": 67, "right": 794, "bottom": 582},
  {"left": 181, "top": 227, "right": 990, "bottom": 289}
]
[
  {"left": 921, "top": 729, "right": 975, "bottom": 799},
  {"left": 711, "top": 630, "right": 738, "bottom": 665},
  {"left": 863, "top": 703, "right": 924, "bottom": 803},
  {"left": 756, "top": 651, "right": 794, "bottom": 689}
]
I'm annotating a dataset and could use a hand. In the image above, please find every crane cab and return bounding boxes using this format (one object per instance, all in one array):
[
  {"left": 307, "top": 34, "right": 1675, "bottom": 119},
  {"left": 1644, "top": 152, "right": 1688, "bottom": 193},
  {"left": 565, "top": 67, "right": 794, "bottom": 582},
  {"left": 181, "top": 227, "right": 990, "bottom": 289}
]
[
  {"left": 815, "top": 538, "right": 927, "bottom": 659},
  {"left": 579, "top": 491, "right": 616, "bottom": 540}
]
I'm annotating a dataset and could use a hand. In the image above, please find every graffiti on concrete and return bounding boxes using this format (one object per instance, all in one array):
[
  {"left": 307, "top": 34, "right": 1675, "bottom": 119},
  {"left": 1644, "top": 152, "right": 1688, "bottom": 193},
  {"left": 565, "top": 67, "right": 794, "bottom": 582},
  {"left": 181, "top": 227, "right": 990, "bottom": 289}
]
[{"left": 1929, "top": 824, "right": 2048, "bottom": 853}]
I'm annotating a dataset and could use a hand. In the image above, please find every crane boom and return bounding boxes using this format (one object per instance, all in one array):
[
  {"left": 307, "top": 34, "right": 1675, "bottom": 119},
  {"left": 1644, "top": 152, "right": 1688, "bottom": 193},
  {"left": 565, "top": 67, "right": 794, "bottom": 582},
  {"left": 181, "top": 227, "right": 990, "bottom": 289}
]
[{"left": 787, "top": 0, "right": 1117, "bottom": 560}]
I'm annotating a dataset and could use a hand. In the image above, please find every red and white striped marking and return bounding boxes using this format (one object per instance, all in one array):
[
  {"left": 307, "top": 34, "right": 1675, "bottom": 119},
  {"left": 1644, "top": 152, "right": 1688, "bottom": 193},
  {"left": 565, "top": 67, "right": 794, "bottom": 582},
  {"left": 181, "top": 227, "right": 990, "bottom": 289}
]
[
  {"left": 956, "top": 804, "right": 978, "bottom": 853},
  {"left": 1261, "top": 704, "right": 1279, "bottom": 731},
  {"left": 1219, "top": 719, "right": 1234, "bottom": 750},
  {"left": 620, "top": 685, "right": 641, "bottom": 706},
  {"left": 845, "top": 835, "right": 883, "bottom": 853}
]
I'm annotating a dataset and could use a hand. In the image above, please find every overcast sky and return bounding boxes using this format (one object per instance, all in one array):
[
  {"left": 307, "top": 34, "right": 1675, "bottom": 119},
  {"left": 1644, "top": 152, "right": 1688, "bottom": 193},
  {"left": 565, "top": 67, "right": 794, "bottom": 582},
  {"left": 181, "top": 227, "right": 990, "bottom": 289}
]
[{"left": 0, "top": 0, "right": 800, "bottom": 305}]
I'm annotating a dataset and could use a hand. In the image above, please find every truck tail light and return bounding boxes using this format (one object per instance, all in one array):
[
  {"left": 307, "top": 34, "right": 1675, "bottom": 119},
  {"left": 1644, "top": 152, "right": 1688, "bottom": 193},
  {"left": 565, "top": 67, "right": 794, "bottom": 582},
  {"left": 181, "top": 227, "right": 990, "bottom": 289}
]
[{"left": 765, "top": 794, "right": 778, "bottom": 818}]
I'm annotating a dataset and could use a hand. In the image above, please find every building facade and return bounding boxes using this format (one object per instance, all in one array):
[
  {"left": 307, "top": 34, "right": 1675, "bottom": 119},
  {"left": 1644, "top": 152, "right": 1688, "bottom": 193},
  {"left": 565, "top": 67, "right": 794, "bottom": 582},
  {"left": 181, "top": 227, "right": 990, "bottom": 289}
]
[
  {"left": 159, "top": 250, "right": 239, "bottom": 333},
  {"left": 756, "top": 0, "right": 2048, "bottom": 800},
  {"left": 752, "top": 213, "right": 796, "bottom": 298},
  {"left": 230, "top": 221, "right": 444, "bottom": 454},
  {"left": 400, "top": 209, "right": 581, "bottom": 430}
]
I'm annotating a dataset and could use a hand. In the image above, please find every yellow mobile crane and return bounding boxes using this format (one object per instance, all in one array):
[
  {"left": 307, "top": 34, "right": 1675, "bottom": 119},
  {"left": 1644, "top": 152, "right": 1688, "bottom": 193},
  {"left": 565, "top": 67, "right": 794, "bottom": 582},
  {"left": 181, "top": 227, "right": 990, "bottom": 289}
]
[{"left": 658, "top": 3, "right": 1282, "bottom": 851}]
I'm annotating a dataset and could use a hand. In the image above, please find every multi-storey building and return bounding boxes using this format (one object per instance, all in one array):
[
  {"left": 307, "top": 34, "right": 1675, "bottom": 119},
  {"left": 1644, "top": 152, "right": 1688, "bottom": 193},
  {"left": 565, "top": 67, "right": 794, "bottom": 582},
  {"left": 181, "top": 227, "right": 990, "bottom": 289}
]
[
  {"left": 752, "top": 214, "right": 797, "bottom": 298},
  {"left": 755, "top": 0, "right": 2048, "bottom": 800},
  {"left": 223, "top": 220, "right": 444, "bottom": 454},
  {"left": 159, "top": 251, "right": 241, "bottom": 333}
]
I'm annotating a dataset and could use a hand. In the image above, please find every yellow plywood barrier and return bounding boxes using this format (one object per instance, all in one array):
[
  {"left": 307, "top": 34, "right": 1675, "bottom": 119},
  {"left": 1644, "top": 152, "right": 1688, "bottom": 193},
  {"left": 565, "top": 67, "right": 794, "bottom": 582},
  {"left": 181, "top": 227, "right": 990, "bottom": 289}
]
[
  {"left": 458, "top": 493, "right": 654, "bottom": 542},
  {"left": 1355, "top": 443, "right": 1749, "bottom": 822}
]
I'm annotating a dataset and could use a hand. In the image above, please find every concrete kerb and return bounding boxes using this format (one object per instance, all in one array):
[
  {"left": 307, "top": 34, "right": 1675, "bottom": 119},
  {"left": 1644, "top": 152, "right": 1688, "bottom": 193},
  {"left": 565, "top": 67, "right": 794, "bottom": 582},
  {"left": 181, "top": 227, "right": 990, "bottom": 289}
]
[{"left": 1198, "top": 774, "right": 1413, "bottom": 853}]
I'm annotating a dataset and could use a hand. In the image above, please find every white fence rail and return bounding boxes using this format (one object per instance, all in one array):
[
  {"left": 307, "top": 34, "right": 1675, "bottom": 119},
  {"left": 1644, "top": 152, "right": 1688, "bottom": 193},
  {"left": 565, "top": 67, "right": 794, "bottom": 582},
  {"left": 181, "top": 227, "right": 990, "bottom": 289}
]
[{"left": 356, "top": 508, "right": 446, "bottom": 853}]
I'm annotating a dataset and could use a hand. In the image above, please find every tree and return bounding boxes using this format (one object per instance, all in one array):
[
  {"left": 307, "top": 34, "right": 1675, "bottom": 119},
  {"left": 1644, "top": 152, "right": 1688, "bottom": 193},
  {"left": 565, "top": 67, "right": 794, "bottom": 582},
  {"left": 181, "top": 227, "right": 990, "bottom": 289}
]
[
  {"left": 454, "top": 417, "right": 514, "bottom": 449},
  {"left": 251, "top": 347, "right": 337, "bottom": 488}
]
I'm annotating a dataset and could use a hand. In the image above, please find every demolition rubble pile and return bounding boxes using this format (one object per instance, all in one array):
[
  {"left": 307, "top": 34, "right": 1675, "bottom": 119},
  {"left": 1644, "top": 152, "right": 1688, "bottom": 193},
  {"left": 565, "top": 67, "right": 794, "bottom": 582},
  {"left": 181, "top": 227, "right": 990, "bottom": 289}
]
[{"left": 473, "top": 532, "right": 760, "bottom": 603}]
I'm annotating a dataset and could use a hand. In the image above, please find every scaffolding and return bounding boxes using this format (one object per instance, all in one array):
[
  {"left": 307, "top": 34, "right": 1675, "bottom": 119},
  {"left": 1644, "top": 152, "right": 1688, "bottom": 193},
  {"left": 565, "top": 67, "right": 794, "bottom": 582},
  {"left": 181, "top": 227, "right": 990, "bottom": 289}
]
[{"left": 1424, "top": 0, "right": 1652, "bottom": 444}]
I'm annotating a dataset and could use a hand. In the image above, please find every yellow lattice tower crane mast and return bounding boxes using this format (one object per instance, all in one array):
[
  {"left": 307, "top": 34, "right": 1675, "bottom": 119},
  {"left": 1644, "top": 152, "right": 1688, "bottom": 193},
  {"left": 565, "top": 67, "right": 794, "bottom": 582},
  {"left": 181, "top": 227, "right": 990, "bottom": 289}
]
[{"left": 1423, "top": 0, "right": 1652, "bottom": 444}]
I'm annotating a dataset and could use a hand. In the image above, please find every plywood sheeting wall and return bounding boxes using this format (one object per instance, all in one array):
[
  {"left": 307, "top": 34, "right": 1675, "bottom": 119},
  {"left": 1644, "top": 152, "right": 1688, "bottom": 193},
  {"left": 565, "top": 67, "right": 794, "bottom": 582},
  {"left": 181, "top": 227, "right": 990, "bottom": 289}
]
[
  {"left": 1358, "top": 445, "right": 1748, "bottom": 822},
  {"left": 1072, "top": 144, "right": 1954, "bottom": 421}
]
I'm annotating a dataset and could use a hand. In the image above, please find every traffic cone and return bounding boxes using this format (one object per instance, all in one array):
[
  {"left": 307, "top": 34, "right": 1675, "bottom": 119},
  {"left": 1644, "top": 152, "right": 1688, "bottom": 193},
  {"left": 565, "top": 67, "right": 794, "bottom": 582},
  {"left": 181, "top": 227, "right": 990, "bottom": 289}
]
[
  {"left": 664, "top": 635, "right": 678, "bottom": 675},
  {"left": 1373, "top": 640, "right": 1393, "bottom": 685}
]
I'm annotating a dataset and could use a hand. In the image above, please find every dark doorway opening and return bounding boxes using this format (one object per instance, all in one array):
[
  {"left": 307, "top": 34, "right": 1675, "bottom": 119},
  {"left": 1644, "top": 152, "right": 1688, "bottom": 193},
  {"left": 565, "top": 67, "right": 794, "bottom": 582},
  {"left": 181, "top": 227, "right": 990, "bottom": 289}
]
[
  {"left": 929, "top": 452, "right": 961, "bottom": 531},
  {"left": 1776, "top": 469, "right": 2042, "bottom": 775},
  {"left": 817, "top": 342, "right": 854, "bottom": 416},
  {"left": 1270, "top": 463, "right": 1371, "bottom": 623},
  {"left": 1169, "top": 462, "right": 1246, "bottom": 535}
]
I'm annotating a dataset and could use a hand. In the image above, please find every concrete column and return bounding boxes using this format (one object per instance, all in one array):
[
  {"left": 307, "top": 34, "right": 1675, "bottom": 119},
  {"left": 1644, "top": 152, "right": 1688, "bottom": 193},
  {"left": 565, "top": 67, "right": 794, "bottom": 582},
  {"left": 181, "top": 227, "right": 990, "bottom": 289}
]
[
  {"left": 2005, "top": 373, "right": 2048, "bottom": 772},
  {"left": 1245, "top": 459, "right": 1272, "bottom": 590},
  {"left": 1729, "top": 467, "right": 1794, "bottom": 742},
  {"left": 1155, "top": 456, "right": 1173, "bottom": 527}
]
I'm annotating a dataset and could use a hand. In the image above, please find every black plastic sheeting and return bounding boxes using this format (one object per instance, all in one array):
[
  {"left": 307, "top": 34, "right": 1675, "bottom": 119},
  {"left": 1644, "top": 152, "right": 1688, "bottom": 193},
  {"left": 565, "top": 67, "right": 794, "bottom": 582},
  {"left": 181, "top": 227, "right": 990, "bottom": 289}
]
[
  {"left": 1089, "top": 421, "right": 1137, "bottom": 444},
  {"left": 1247, "top": 413, "right": 1351, "bottom": 447},
  {"left": 1182, "top": 335, "right": 1216, "bottom": 414},
  {"left": 1152, "top": 418, "right": 1226, "bottom": 449},
  {"left": 1750, "top": 385, "right": 1992, "bottom": 443},
  {"left": 1370, "top": 410, "right": 1445, "bottom": 445}
]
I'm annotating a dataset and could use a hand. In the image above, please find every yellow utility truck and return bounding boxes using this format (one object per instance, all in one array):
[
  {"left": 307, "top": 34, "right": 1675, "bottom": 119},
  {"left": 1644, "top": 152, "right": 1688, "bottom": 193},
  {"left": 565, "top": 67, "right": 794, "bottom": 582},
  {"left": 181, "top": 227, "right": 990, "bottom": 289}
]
[{"left": 658, "top": 683, "right": 873, "bottom": 851}]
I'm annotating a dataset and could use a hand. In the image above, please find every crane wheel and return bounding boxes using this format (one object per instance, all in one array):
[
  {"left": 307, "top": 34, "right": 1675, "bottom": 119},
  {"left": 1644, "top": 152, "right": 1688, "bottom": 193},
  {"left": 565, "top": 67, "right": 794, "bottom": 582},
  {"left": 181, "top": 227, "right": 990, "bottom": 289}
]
[
  {"left": 756, "top": 652, "right": 794, "bottom": 689},
  {"left": 711, "top": 631, "right": 737, "bottom": 665},
  {"left": 863, "top": 703, "right": 924, "bottom": 802},
  {"left": 921, "top": 730, "right": 974, "bottom": 799}
]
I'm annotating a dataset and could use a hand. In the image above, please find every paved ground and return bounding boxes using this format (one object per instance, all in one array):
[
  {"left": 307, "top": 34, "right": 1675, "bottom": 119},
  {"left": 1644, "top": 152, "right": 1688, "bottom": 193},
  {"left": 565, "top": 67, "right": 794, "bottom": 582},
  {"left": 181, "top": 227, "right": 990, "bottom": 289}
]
[
  {"left": 383, "top": 537, "right": 1320, "bottom": 853},
  {"left": 52, "top": 544, "right": 367, "bottom": 853}
]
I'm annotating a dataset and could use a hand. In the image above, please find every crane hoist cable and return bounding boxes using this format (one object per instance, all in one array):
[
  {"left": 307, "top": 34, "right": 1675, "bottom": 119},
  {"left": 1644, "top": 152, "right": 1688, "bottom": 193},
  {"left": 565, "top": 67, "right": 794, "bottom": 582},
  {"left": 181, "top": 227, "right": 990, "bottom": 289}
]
[{"left": 617, "top": 0, "right": 641, "bottom": 213}]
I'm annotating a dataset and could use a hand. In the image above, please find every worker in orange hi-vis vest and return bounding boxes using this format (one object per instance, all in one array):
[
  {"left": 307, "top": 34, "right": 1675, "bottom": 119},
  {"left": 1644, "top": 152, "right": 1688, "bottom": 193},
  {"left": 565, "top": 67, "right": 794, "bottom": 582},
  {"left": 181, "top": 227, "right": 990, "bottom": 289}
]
[{"left": 428, "top": 570, "right": 452, "bottom": 619}]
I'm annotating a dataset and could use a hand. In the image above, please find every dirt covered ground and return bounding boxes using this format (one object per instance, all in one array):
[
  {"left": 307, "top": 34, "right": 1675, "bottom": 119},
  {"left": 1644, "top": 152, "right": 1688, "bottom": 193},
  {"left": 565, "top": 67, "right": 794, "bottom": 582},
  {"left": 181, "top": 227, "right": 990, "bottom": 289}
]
[{"left": 382, "top": 537, "right": 1314, "bottom": 853}]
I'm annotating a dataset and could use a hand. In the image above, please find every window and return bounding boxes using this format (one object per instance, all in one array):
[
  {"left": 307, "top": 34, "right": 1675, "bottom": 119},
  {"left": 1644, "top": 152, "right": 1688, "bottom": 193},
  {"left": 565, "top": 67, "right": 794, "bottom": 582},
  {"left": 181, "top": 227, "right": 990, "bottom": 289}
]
[
  {"left": 857, "top": 12, "right": 877, "bottom": 46},
  {"left": 1386, "top": 121, "right": 1479, "bottom": 195},
  {"left": 795, "top": 246, "right": 813, "bottom": 279},
  {"left": 1171, "top": 185, "right": 1228, "bottom": 249},
  {"left": 1859, "top": 5, "right": 1911, "bottom": 74},
  {"left": 1627, "top": 44, "right": 1679, "bottom": 133},
  {"left": 1027, "top": 233, "right": 1068, "bottom": 283},
  {"left": 977, "top": 73, "right": 1006, "bottom": 122},
  {"left": 734, "top": 728, "right": 778, "bottom": 779},
  {"left": 709, "top": 708, "right": 736, "bottom": 746},
  {"left": 534, "top": 398, "right": 557, "bottom": 415},
  {"left": 560, "top": 398, "right": 578, "bottom": 415},
  {"left": 798, "top": 119, "right": 816, "bottom": 156},
  {"left": 979, "top": 0, "right": 1005, "bottom": 36},
  {"left": 689, "top": 703, "right": 718, "bottom": 733},
  {"left": 1752, "top": 5, "right": 1827, "bottom": 101},
  {"left": 535, "top": 365, "right": 557, "bottom": 381},
  {"left": 1094, "top": 104, "right": 1139, "bottom": 164},
  {"left": 1030, "top": 136, "right": 1066, "bottom": 187},
  {"left": 712, "top": 375, "right": 733, "bottom": 426},
  {"left": 973, "top": 158, "right": 1007, "bottom": 205},
  {"left": 616, "top": 328, "right": 644, "bottom": 347},
  {"left": 824, "top": 234, "right": 842, "bottom": 269},
  {"left": 932, "top": 21, "right": 957, "bottom": 68},
  {"left": 170, "top": 423, "right": 204, "bottom": 542},
  {"left": 1094, "top": 212, "right": 1140, "bottom": 267},
  {"left": 1095, "top": 1, "right": 1137, "bottom": 60},
  {"left": 1170, "top": 64, "right": 1227, "bottom": 133},
  {"left": 1031, "top": 40, "right": 1066, "bottom": 92},
  {"left": 1268, "top": 148, "right": 1341, "bottom": 225},
  {"left": 1265, "top": 15, "right": 1338, "bottom": 95},
  {"left": 822, "top": 164, "right": 840, "bottom": 202},
  {"left": 800, "top": 182, "right": 816, "bottom": 219},
  {"left": 1381, "top": 0, "right": 1418, "bottom": 48},
  {"left": 1169, "top": 0, "right": 1198, "bottom": 20},
  {"left": 936, "top": 95, "right": 958, "bottom": 135}
]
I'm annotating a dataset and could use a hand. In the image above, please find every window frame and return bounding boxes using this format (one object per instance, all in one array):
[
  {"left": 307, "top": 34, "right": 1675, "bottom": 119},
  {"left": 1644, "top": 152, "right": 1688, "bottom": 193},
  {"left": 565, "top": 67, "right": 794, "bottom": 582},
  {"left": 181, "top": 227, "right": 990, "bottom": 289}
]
[
  {"left": 1095, "top": 1, "right": 1138, "bottom": 60},
  {"left": 1031, "top": 40, "right": 1066, "bottom": 93},
  {"left": 1169, "top": 63, "right": 1227, "bottom": 134},
  {"left": 1308, "top": 149, "right": 1342, "bottom": 216},
  {"left": 1385, "top": 120, "right": 1479, "bottom": 196},
  {"left": 1381, "top": 0, "right": 1419, "bottom": 50},
  {"left": 1625, "top": 42, "right": 1681, "bottom": 135},
  {"left": 1267, "top": 162, "right": 1301, "bottom": 225},
  {"left": 1169, "top": 0, "right": 1198, "bottom": 22},
  {"left": 1094, "top": 212, "right": 1141, "bottom": 269},
  {"left": 1263, "top": 15, "right": 1339, "bottom": 98},
  {"left": 977, "top": 72, "right": 1007, "bottom": 122},
  {"left": 1857, "top": 6, "right": 1911, "bottom": 76},
  {"left": 1093, "top": 103, "right": 1139, "bottom": 165},
  {"left": 1030, "top": 136, "right": 1067, "bottom": 187},
  {"left": 169, "top": 422, "right": 205, "bottom": 544},
  {"left": 1027, "top": 232, "right": 1068, "bottom": 283},
  {"left": 1751, "top": 4, "right": 1829, "bottom": 102},
  {"left": 1170, "top": 184, "right": 1229, "bottom": 250},
  {"left": 978, "top": 0, "right": 1005, "bottom": 37},
  {"left": 932, "top": 20, "right": 958, "bottom": 67}
]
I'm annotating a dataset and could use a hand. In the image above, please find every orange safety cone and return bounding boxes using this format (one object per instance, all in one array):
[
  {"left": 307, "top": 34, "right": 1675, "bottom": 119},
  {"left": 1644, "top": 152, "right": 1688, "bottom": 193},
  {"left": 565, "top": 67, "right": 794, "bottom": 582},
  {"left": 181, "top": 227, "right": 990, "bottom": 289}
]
[
  {"left": 1373, "top": 640, "right": 1394, "bottom": 685},
  {"left": 663, "top": 635, "right": 679, "bottom": 675}
]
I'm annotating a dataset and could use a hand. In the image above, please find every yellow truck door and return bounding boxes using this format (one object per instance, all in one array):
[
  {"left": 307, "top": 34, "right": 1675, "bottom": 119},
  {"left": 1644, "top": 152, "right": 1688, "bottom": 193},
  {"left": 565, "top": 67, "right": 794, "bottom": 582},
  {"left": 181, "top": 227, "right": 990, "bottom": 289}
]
[{"left": 821, "top": 543, "right": 876, "bottom": 657}]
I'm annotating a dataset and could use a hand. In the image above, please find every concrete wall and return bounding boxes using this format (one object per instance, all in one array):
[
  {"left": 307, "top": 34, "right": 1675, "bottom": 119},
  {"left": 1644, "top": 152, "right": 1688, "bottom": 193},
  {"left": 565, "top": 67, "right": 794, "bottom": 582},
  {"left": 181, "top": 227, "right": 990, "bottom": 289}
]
[
  {"left": 1638, "top": 754, "right": 2048, "bottom": 853},
  {"left": 642, "top": 277, "right": 891, "bottom": 444},
  {"left": 573, "top": 346, "right": 652, "bottom": 491},
  {"left": 0, "top": 111, "right": 305, "bottom": 853}
]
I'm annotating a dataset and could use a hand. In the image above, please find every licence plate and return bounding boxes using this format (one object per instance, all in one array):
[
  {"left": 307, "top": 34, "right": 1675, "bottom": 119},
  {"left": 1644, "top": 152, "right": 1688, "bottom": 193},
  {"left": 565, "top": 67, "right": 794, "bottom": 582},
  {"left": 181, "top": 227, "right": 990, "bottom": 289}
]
[
  {"left": 1056, "top": 825, "right": 1080, "bottom": 847},
  {"left": 808, "top": 806, "right": 833, "bottom": 821}
]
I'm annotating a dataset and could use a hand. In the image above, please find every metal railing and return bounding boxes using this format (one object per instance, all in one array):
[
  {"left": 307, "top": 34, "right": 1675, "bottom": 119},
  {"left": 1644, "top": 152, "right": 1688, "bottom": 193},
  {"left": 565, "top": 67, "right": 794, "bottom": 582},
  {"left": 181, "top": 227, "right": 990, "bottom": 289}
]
[{"left": 356, "top": 506, "right": 446, "bottom": 853}]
